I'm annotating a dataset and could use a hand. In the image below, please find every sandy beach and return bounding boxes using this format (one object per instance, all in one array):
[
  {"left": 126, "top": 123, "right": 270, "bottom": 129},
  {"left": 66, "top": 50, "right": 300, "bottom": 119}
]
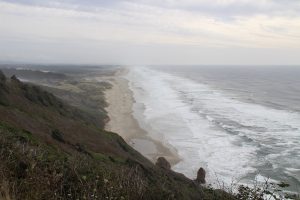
[{"left": 105, "top": 68, "right": 181, "bottom": 165}]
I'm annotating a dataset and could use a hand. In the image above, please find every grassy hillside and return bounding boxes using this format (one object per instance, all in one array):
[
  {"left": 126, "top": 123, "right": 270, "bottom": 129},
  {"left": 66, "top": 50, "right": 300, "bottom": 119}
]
[
  {"left": 0, "top": 68, "right": 67, "bottom": 81},
  {"left": 0, "top": 70, "right": 234, "bottom": 199}
]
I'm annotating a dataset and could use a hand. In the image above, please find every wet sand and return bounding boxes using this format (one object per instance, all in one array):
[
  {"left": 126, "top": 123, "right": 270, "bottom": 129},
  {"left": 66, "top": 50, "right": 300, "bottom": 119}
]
[{"left": 105, "top": 68, "right": 181, "bottom": 165}]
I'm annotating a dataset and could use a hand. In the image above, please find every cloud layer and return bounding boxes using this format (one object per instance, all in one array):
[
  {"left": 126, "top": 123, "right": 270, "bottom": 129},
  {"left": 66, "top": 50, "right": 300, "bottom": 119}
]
[{"left": 0, "top": 0, "right": 299, "bottom": 64}]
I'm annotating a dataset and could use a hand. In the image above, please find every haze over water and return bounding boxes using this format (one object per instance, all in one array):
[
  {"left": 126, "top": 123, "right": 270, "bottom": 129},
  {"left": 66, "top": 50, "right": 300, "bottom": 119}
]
[{"left": 126, "top": 66, "right": 300, "bottom": 192}]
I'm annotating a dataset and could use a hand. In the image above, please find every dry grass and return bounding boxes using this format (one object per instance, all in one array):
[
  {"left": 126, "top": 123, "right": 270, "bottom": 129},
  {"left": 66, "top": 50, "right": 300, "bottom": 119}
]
[
  {"left": 0, "top": 180, "right": 13, "bottom": 200},
  {"left": 0, "top": 131, "right": 132, "bottom": 199},
  {"left": 0, "top": 124, "right": 180, "bottom": 200}
]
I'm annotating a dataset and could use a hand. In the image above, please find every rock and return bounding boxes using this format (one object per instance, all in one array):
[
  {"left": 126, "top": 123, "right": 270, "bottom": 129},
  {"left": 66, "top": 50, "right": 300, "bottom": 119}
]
[
  {"left": 11, "top": 75, "right": 21, "bottom": 83},
  {"left": 196, "top": 167, "right": 206, "bottom": 184},
  {"left": 155, "top": 157, "right": 171, "bottom": 170}
]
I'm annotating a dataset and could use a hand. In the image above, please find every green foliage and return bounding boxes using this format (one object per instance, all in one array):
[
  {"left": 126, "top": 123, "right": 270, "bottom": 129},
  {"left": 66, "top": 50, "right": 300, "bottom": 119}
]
[
  {"left": 22, "top": 84, "right": 63, "bottom": 108},
  {"left": 44, "top": 79, "right": 111, "bottom": 129}
]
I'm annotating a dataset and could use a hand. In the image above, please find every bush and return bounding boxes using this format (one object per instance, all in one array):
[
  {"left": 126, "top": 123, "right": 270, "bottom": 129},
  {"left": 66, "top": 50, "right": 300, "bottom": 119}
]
[{"left": 234, "top": 179, "right": 299, "bottom": 200}]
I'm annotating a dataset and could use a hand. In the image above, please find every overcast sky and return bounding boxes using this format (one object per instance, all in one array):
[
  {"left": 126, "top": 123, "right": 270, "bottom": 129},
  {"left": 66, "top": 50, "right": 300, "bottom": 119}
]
[{"left": 0, "top": 0, "right": 300, "bottom": 65}]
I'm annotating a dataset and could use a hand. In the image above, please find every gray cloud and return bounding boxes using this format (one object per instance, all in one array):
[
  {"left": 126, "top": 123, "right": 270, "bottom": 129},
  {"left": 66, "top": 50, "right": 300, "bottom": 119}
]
[
  {"left": 0, "top": 0, "right": 299, "bottom": 64},
  {"left": 3, "top": 0, "right": 300, "bottom": 17}
]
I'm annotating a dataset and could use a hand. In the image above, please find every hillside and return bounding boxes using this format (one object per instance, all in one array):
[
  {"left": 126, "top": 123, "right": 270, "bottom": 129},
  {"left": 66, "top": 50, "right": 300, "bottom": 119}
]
[
  {"left": 0, "top": 67, "right": 67, "bottom": 81},
  {"left": 0, "top": 70, "right": 233, "bottom": 200}
]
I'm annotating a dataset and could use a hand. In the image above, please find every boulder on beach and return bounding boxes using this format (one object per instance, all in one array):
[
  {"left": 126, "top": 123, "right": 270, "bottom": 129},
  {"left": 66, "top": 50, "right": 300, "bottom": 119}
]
[
  {"left": 196, "top": 167, "right": 206, "bottom": 184},
  {"left": 155, "top": 157, "right": 171, "bottom": 170}
]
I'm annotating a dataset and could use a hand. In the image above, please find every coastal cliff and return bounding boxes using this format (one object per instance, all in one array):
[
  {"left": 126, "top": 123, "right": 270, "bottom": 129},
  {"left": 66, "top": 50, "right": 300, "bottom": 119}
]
[{"left": 0, "top": 70, "right": 232, "bottom": 199}]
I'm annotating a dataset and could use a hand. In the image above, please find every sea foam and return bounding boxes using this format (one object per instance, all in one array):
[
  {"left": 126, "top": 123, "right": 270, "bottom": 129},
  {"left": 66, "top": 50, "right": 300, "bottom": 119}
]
[{"left": 126, "top": 66, "right": 300, "bottom": 190}]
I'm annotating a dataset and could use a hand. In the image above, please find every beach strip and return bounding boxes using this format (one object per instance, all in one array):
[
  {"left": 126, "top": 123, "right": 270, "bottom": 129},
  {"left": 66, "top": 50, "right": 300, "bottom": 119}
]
[{"left": 105, "top": 68, "right": 181, "bottom": 165}]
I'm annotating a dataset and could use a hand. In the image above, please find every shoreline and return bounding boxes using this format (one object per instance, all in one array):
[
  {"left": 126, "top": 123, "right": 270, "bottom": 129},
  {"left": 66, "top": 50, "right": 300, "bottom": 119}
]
[{"left": 104, "top": 67, "right": 181, "bottom": 166}]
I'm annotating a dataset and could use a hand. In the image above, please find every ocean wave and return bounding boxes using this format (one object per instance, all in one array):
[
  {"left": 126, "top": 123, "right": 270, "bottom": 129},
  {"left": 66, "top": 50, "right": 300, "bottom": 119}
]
[{"left": 126, "top": 66, "right": 300, "bottom": 191}]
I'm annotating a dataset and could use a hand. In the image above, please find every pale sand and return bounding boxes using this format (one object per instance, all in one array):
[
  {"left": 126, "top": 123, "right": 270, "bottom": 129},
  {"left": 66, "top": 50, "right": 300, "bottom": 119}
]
[{"left": 105, "top": 68, "right": 181, "bottom": 166}]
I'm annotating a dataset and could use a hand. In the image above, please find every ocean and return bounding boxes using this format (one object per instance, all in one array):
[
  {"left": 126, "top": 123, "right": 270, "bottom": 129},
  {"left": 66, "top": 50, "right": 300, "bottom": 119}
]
[{"left": 126, "top": 65, "right": 300, "bottom": 192}]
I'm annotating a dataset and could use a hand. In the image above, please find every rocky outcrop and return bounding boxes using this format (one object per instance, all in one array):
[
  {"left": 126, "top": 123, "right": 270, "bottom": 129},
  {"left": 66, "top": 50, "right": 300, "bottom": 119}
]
[
  {"left": 155, "top": 157, "right": 171, "bottom": 170},
  {"left": 195, "top": 167, "right": 206, "bottom": 184},
  {"left": 155, "top": 157, "right": 206, "bottom": 185},
  {"left": 11, "top": 75, "right": 21, "bottom": 84}
]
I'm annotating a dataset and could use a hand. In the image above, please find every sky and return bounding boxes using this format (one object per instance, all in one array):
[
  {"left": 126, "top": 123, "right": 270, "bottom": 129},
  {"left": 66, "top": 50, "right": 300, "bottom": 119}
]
[{"left": 0, "top": 0, "right": 300, "bottom": 65}]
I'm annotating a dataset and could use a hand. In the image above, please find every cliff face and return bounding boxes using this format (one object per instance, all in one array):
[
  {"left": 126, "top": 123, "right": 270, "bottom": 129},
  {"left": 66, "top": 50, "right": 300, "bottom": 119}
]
[{"left": 0, "top": 71, "right": 231, "bottom": 200}]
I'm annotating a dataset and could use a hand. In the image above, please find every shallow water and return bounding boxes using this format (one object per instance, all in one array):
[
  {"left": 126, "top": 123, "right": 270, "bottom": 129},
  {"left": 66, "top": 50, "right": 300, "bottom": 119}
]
[{"left": 126, "top": 66, "right": 300, "bottom": 192}]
